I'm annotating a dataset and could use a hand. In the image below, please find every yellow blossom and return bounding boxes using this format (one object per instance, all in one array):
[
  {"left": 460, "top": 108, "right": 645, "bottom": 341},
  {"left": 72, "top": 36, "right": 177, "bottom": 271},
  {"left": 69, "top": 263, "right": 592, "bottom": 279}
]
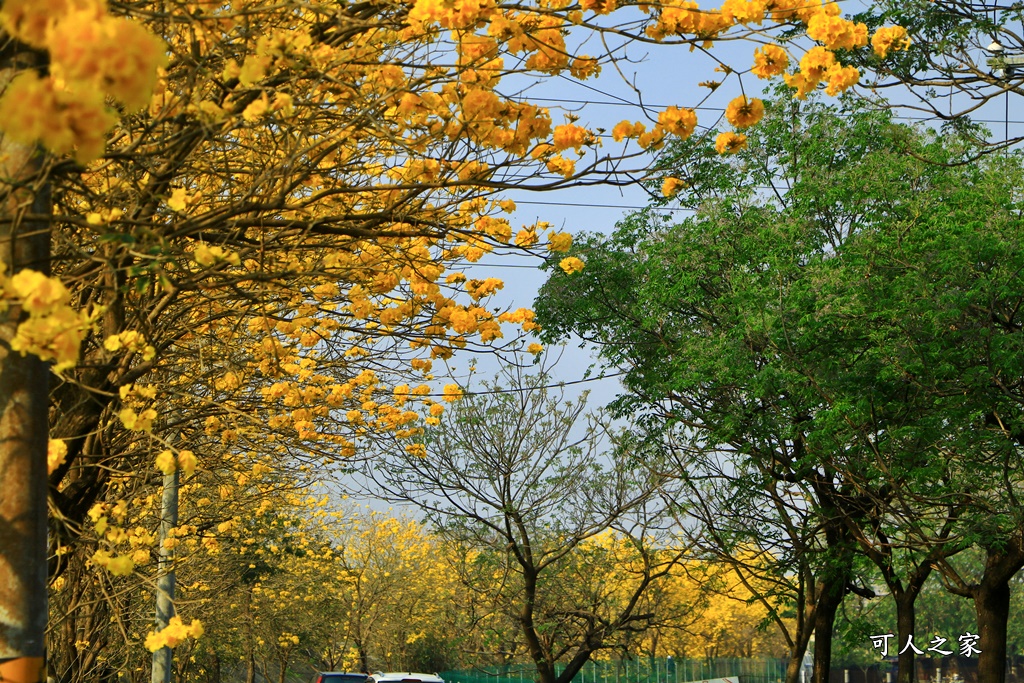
[
  {"left": 662, "top": 177, "right": 686, "bottom": 197},
  {"left": 442, "top": 384, "right": 463, "bottom": 403},
  {"left": 799, "top": 46, "right": 836, "bottom": 83},
  {"left": 120, "top": 407, "right": 156, "bottom": 432},
  {"left": 155, "top": 450, "right": 176, "bottom": 475},
  {"left": 194, "top": 243, "right": 223, "bottom": 267},
  {"left": 657, "top": 107, "right": 698, "bottom": 139},
  {"left": 784, "top": 72, "right": 816, "bottom": 99},
  {"left": 167, "top": 188, "right": 189, "bottom": 212},
  {"left": 715, "top": 132, "right": 748, "bottom": 154},
  {"left": 178, "top": 450, "right": 197, "bottom": 476},
  {"left": 872, "top": 25, "right": 911, "bottom": 58},
  {"left": 751, "top": 45, "right": 788, "bottom": 78},
  {"left": 515, "top": 229, "right": 539, "bottom": 247},
  {"left": 825, "top": 64, "right": 859, "bottom": 95},
  {"left": 581, "top": 0, "right": 616, "bottom": 13},
  {"left": 144, "top": 617, "right": 204, "bottom": 652},
  {"left": 724, "top": 96, "right": 764, "bottom": 129},
  {"left": 406, "top": 443, "right": 428, "bottom": 457},
  {"left": 559, "top": 256, "right": 585, "bottom": 274},
  {"left": 48, "top": 439, "right": 68, "bottom": 474},
  {"left": 612, "top": 120, "right": 645, "bottom": 142},
  {"left": 106, "top": 554, "right": 134, "bottom": 576},
  {"left": 548, "top": 232, "right": 573, "bottom": 252},
  {"left": 552, "top": 124, "right": 590, "bottom": 151},
  {"left": 242, "top": 93, "right": 270, "bottom": 121},
  {"left": 807, "top": 14, "right": 867, "bottom": 51},
  {"left": 9, "top": 269, "right": 70, "bottom": 315},
  {"left": 10, "top": 307, "right": 87, "bottom": 371},
  {"left": 721, "top": 0, "right": 768, "bottom": 24},
  {"left": 272, "top": 92, "right": 294, "bottom": 116},
  {"left": 47, "top": 13, "right": 166, "bottom": 110},
  {"left": 546, "top": 156, "right": 576, "bottom": 178}
]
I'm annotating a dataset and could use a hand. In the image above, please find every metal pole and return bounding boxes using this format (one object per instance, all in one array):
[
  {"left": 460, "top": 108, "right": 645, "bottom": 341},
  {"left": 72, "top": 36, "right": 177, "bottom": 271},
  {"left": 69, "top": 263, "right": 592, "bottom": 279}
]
[{"left": 151, "top": 467, "right": 179, "bottom": 683}]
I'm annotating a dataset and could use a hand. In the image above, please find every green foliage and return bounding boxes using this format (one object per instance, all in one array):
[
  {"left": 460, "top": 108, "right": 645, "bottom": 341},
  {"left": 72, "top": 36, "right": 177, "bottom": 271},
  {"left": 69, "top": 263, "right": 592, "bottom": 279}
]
[{"left": 535, "top": 93, "right": 1024, "bottom": 657}]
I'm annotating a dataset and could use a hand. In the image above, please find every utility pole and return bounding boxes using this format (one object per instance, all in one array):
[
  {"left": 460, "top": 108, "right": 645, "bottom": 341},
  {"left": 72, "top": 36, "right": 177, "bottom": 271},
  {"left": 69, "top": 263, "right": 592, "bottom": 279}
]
[{"left": 151, "top": 466, "right": 179, "bottom": 683}]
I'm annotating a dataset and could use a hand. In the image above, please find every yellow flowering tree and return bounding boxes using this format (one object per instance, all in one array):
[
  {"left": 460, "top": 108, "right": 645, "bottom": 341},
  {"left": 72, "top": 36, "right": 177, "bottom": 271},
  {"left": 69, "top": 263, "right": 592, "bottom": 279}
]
[
  {"left": 675, "top": 565, "right": 791, "bottom": 659},
  {"left": 0, "top": 0, "right": 912, "bottom": 677},
  {"left": 624, "top": 559, "right": 790, "bottom": 660},
  {"left": 843, "top": 0, "right": 1024, "bottom": 147},
  {"left": 323, "top": 507, "right": 455, "bottom": 672},
  {"left": 165, "top": 500, "right": 459, "bottom": 682}
]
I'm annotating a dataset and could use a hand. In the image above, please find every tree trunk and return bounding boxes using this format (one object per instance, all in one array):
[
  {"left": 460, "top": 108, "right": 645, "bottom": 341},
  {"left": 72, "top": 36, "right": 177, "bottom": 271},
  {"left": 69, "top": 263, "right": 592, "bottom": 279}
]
[
  {"left": 519, "top": 569, "right": 555, "bottom": 683},
  {"left": 971, "top": 534, "right": 1024, "bottom": 683},
  {"left": 357, "top": 641, "right": 369, "bottom": 674},
  {"left": 895, "top": 593, "right": 917, "bottom": 683},
  {"left": 936, "top": 534, "right": 1024, "bottom": 683},
  {"left": 768, "top": 564, "right": 817, "bottom": 683},
  {"left": 785, "top": 619, "right": 814, "bottom": 683},
  {"left": 785, "top": 653, "right": 804, "bottom": 683},
  {"left": 812, "top": 579, "right": 844, "bottom": 683},
  {"left": 975, "top": 573, "right": 1013, "bottom": 683},
  {"left": 556, "top": 638, "right": 600, "bottom": 683},
  {"left": 0, "top": 69, "right": 51, "bottom": 683},
  {"left": 533, "top": 657, "right": 556, "bottom": 683}
]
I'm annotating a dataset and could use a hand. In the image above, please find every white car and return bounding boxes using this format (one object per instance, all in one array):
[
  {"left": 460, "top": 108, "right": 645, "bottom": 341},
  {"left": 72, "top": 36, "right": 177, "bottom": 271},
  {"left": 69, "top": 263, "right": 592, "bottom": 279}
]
[{"left": 371, "top": 673, "right": 445, "bottom": 683}]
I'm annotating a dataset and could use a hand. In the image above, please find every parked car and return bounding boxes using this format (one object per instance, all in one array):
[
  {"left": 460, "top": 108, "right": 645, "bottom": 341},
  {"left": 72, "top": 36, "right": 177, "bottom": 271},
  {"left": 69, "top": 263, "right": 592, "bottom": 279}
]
[
  {"left": 371, "top": 672, "right": 445, "bottom": 683},
  {"left": 314, "top": 673, "right": 372, "bottom": 683}
]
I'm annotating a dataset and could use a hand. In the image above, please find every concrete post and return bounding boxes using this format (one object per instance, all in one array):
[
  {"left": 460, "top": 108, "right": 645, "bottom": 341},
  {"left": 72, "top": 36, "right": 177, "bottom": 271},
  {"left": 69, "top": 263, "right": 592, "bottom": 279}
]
[{"left": 151, "top": 467, "right": 179, "bottom": 683}]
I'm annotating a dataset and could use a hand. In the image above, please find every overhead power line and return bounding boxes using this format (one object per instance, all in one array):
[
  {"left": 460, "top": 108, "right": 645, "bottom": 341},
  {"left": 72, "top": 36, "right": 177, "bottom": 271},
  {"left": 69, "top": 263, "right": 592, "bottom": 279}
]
[
  {"left": 523, "top": 96, "right": 1024, "bottom": 126},
  {"left": 515, "top": 199, "right": 692, "bottom": 211}
]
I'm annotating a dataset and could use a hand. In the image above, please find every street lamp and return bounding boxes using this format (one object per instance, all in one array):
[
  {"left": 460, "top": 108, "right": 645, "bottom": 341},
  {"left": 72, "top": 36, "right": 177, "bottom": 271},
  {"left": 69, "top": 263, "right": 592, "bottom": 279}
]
[{"left": 986, "top": 40, "right": 1024, "bottom": 78}]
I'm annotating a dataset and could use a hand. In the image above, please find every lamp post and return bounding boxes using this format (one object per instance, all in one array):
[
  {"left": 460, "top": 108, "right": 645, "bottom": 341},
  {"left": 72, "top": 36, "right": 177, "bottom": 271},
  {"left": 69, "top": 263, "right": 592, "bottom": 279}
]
[{"left": 985, "top": 42, "right": 1024, "bottom": 78}]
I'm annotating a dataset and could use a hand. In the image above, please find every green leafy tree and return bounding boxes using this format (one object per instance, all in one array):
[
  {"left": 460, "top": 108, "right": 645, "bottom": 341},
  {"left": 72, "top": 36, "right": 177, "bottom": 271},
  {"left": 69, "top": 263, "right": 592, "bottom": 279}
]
[
  {"left": 360, "top": 362, "right": 684, "bottom": 683},
  {"left": 536, "top": 94, "right": 1024, "bottom": 683}
]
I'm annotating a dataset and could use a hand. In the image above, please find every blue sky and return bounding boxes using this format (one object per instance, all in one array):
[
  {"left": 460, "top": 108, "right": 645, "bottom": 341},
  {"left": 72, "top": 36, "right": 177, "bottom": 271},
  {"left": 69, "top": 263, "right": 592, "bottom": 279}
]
[
  {"left": 345, "top": 3, "right": 1024, "bottom": 511},
  {"left": 443, "top": 29, "right": 760, "bottom": 407},
  {"left": 445, "top": 13, "right": 1024, "bottom": 408}
]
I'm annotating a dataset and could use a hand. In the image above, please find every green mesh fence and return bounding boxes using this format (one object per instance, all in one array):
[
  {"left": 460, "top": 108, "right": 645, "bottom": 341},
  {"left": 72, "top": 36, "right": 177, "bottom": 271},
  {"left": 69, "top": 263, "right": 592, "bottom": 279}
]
[{"left": 440, "top": 657, "right": 788, "bottom": 683}]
